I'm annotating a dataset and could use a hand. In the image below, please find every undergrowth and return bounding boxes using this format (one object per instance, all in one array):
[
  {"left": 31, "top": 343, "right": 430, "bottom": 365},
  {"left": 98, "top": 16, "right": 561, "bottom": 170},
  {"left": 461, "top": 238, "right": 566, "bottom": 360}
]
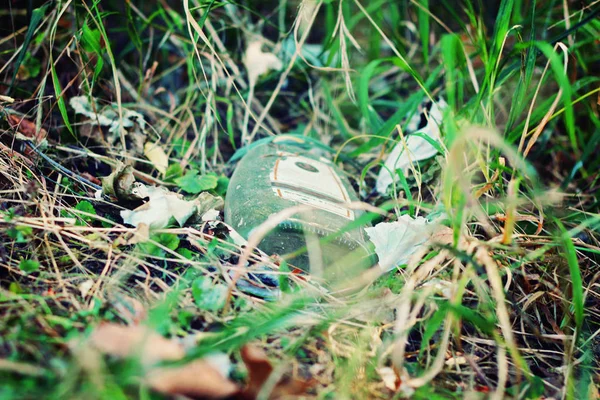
[{"left": 0, "top": 0, "right": 599, "bottom": 399}]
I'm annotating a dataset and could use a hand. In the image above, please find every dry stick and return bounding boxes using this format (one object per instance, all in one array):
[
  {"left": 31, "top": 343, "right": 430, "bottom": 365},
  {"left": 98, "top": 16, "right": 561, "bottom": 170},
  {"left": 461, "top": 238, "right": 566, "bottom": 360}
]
[
  {"left": 392, "top": 250, "right": 452, "bottom": 387},
  {"left": 86, "top": 246, "right": 114, "bottom": 306},
  {"left": 476, "top": 247, "right": 527, "bottom": 381},
  {"left": 562, "top": 0, "right": 574, "bottom": 47},
  {"left": 516, "top": 42, "right": 568, "bottom": 156},
  {"left": 493, "top": 346, "right": 508, "bottom": 400},
  {"left": 0, "top": 26, "right": 27, "bottom": 47},
  {"left": 523, "top": 43, "right": 569, "bottom": 157},
  {"left": 25, "top": 141, "right": 102, "bottom": 191},
  {"left": 548, "top": 0, "right": 600, "bottom": 29},
  {"left": 246, "top": 2, "right": 322, "bottom": 143}
]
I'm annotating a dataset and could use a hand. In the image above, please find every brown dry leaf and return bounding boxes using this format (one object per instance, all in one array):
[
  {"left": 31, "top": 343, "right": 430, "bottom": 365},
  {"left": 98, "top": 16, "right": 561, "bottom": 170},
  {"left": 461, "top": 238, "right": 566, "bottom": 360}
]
[
  {"left": 147, "top": 359, "right": 239, "bottom": 399},
  {"left": 80, "top": 172, "right": 102, "bottom": 186},
  {"left": 7, "top": 114, "right": 48, "bottom": 144},
  {"left": 240, "top": 345, "right": 274, "bottom": 396},
  {"left": 101, "top": 163, "right": 140, "bottom": 201},
  {"left": 240, "top": 345, "right": 314, "bottom": 399},
  {"left": 85, "top": 323, "right": 240, "bottom": 398},
  {"left": 88, "top": 323, "right": 184, "bottom": 365},
  {"left": 84, "top": 325, "right": 312, "bottom": 400}
]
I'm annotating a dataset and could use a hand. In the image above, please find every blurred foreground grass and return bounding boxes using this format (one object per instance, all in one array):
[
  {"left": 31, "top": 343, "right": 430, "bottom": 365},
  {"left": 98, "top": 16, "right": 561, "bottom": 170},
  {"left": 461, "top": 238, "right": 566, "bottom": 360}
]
[{"left": 0, "top": 0, "right": 599, "bottom": 398}]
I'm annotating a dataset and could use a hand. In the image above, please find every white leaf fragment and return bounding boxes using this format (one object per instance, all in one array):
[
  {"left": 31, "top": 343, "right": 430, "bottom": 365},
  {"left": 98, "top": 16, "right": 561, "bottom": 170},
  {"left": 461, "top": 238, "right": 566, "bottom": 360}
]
[
  {"left": 365, "top": 215, "right": 435, "bottom": 272},
  {"left": 78, "top": 279, "right": 95, "bottom": 298},
  {"left": 120, "top": 186, "right": 195, "bottom": 229},
  {"left": 243, "top": 41, "right": 283, "bottom": 87},
  {"left": 376, "top": 100, "right": 447, "bottom": 194},
  {"left": 69, "top": 96, "right": 146, "bottom": 133},
  {"left": 121, "top": 187, "right": 191, "bottom": 229},
  {"left": 201, "top": 208, "right": 220, "bottom": 222},
  {"left": 377, "top": 367, "right": 399, "bottom": 391}
]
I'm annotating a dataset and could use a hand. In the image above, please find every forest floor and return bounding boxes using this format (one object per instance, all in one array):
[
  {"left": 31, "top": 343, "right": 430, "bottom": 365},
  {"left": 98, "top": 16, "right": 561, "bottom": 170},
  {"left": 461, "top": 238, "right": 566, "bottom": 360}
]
[{"left": 0, "top": 1, "right": 599, "bottom": 399}]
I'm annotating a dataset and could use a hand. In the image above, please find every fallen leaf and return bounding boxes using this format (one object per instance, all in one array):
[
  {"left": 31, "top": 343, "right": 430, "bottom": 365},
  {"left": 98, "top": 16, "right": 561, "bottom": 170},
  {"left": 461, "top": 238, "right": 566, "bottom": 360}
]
[
  {"left": 240, "top": 345, "right": 273, "bottom": 396},
  {"left": 7, "top": 114, "right": 48, "bottom": 144},
  {"left": 243, "top": 41, "right": 283, "bottom": 88},
  {"left": 88, "top": 323, "right": 184, "bottom": 365},
  {"left": 202, "top": 208, "right": 220, "bottom": 221},
  {"left": 445, "top": 355, "right": 476, "bottom": 367},
  {"left": 419, "top": 279, "right": 452, "bottom": 298},
  {"left": 147, "top": 358, "right": 239, "bottom": 399},
  {"left": 101, "top": 163, "right": 140, "bottom": 201},
  {"left": 240, "top": 345, "right": 314, "bottom": 399},
  {"left": 376, "top": 100, "right": 447, "bottom": 194},
  {"left": 81, "top": 323, "right": 312, "bottom": 400},
  {"left": 144, "top": 141, "right": 169, "bottom": 175},
  {"left": 83, "top": 323, "right": 238, "bottom": 398},
  {"left": 377, "top": 367, "right": 399, "bottom": 391},
  {"left": 70, "top": 95, "right": 146, "bottom": 134},
  {"left": 79, "top": 279, "right": 94, "bottom": 298},
  {"left": 80, "top": 172, "right": 102, "bottom": 186},
  {"left": 120, "top": 186, "right": 197, "bottom": 229},
  {"left": 196, "top": 192, "right": 225, "bottom": 214},
  {"left": 365, "top": 215, "right": 436, "bottom": 271},
  {"left": 121, "top": 186, "right": 224, "bottom": 230}
]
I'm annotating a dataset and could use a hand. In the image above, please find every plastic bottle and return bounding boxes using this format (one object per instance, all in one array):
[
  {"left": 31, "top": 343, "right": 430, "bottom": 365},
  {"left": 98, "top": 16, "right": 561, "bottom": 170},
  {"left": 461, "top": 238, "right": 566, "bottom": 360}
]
[{"left": 224, "top": 135, "right": 374, "bottom": 276}]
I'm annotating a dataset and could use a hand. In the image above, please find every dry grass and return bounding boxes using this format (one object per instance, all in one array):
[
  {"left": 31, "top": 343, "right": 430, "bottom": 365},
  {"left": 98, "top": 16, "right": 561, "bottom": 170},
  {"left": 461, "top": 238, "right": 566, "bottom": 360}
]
[{"left": 1, "top": 0, "right": 599, "bottom": 399}]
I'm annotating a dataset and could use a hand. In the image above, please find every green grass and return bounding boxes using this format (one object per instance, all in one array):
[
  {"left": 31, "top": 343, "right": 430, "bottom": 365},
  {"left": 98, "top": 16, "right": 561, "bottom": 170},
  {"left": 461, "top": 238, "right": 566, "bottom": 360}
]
[{"left": 1, "top": 0, "right": 599, "bottom": 399}]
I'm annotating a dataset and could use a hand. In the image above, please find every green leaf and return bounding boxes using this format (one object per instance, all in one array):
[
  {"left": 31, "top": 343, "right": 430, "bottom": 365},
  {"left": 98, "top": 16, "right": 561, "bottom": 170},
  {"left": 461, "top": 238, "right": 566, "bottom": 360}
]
[
  {"left": 7, "top": 225, "right": 33, "bottom": 243},
  {"left": 192, "top": 276, "right": 228, "bottom": 311},
  {"left": 175, "top": 170, "right": 218, "bottom": 194},
  {"left": 558, "top": 221, "right": 584, "bottom": 335},
  {"left": 9, "top": 3, "right": 50, "bottom": 92},
  {"left": 75, "top": 200, "right": 97, "bottom": 226},
  {"left": 81, "top": 24, "right": 102, "bottom": 53},
  {"left": 420, "top": 303, "right": 448, "bottom": 355},
  {"left": 525, "top": 375, "right": 545, "bottom": 399},
  {"left": 164, "top": 163, "right": 184, "bottom": 182},
  {"left": 19, "top": 259, "right": 40, "bottom": 273},
  {"left": 215, "top": 176, "right": 229, "bottom": 197},
  {"left": 50, "top": 62, "right": 74, "bottom": 136},
  {"left": 278, "top": 260, "right": 291, "bottom": 293},
  {"left": 358, "top": 59, "right": 387, "bottom": 131},
  {"left": 76, "top": 200, "right": 96, "bottom": 214},
  {"left": 322, "top": 81, "right": 351, "bottom": 139},
  {"left": 9, "top": 282, "right": 23, "bottom": 294},
  {"left": 17, "top": 53, "right": 41, "bottom": 80},
  {"left": 138, "top": 233, "right": 180, "bottom": 257},
  {"left": 160, "top": 233, "right": 180, "bottom": 251},
  {"left": 177, "top": 248, "right": 194, "bottom": 260}
]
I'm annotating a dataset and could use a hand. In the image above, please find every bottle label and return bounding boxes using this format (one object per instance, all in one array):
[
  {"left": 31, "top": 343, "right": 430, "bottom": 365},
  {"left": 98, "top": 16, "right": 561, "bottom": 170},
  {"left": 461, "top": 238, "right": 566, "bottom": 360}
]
[{"left": 270, "top": 153, "right": 355, "bottom": 220}]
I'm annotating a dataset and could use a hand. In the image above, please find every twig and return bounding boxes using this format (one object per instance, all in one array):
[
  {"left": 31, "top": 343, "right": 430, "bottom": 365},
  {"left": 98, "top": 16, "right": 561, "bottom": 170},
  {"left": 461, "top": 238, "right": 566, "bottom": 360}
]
[{"left": 24, "top": 140, "right": 102, "bottom": 191}]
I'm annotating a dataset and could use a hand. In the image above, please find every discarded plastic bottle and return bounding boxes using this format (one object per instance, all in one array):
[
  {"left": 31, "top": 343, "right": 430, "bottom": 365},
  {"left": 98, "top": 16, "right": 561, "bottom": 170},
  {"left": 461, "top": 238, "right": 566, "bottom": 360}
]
[{"left": 225, "top": 135, "right": 375, "bottom": 276}]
